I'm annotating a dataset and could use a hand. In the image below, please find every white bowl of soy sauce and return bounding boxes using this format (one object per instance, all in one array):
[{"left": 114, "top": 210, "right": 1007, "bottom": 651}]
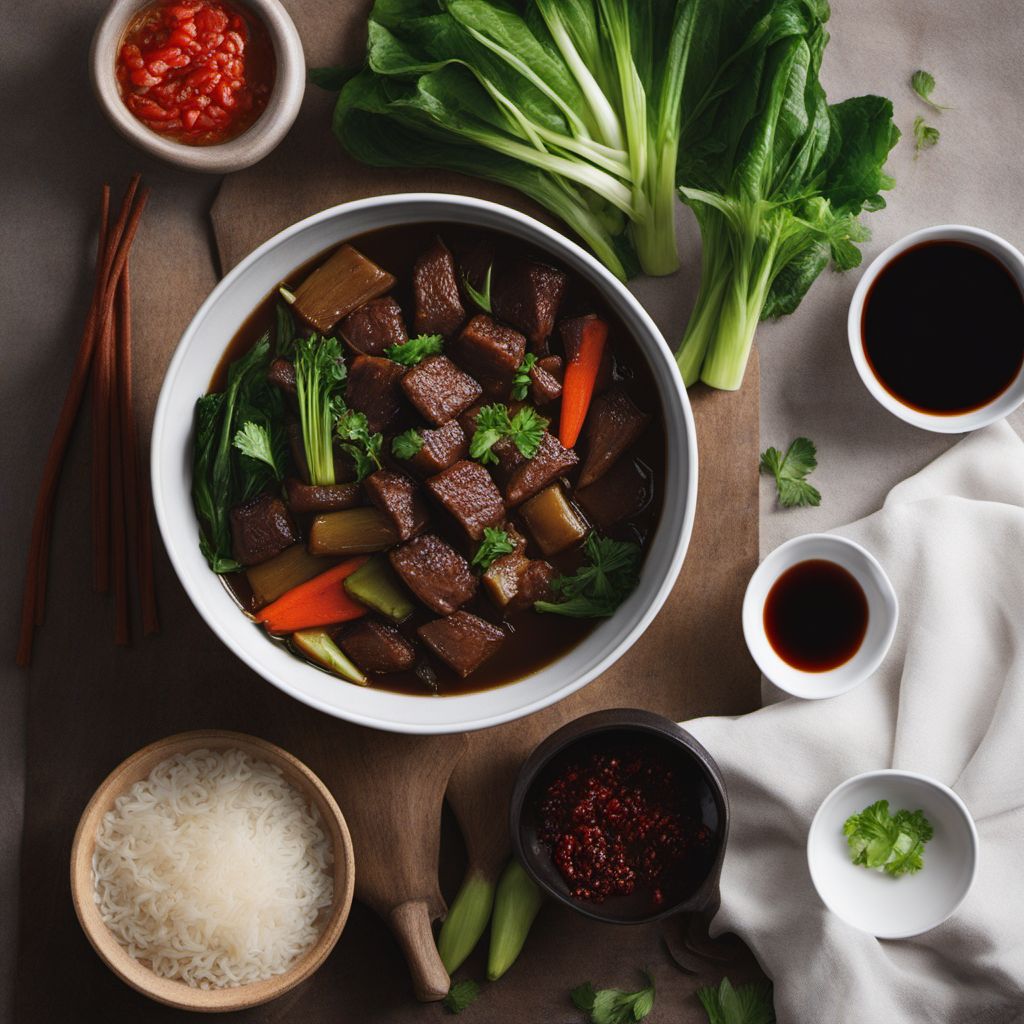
[
  {"left": 849, "top": 225, "right": 1024, "bottom": 432},
  {"left": 742, "top": 534, "right": 899, "bottom": 700}
]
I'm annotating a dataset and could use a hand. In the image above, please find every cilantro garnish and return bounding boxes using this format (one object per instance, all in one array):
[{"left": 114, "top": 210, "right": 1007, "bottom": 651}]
[
  {"left": 511, "top": 353, "right": 539, "bottom": 401},
  {"left": 843, "top": 800, "right": 934, "bottom": 877},
  {"left": 571, "top": 971, "right": 655, "bottom": 1024},
  {"left": 535, "top": 533, "right": 640, "bottom": 618},
  {"left": 696, "top": 977, "right": 775, "bottom": 1024},
  {"left": 391, "top": 428, "right": 423, "bottom": 460},
  {"left": 913, "top": 116, "right": 940, "bottom": 158},
  {"left": 334, "top": 407, "right": 382, "bottom": 481},
  {"left": 471, "top": 527, "right": 516, "bottom": 570},
  {"left": 759, "top": 437, "right": 820, "bottom": 508},
  {"left": 469, "top": 403, "right": 548, "bottom": 465},
  {"left": 911, "top": 69, "right": 950, "bottom": 112},
  {"left": 232, "top": 421, "right": 284, "bottom": 481},
  {"left": 385, "top": 333, "right": 444, "bottom": 366}
]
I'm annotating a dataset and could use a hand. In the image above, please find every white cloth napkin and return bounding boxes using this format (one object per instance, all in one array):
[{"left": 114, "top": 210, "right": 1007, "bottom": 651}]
[{"left": 687, "top": 421, "right": 1024, "bottom": 1023}]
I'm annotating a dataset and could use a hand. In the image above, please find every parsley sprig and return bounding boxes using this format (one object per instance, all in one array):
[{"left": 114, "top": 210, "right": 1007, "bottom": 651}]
[
  {"left": 511, "top": 353, "right": 539, "bottom": 401},
  {"left": 571, "top": 971, "right": 655, "bottom": 1024},
  {"left": 391, "top": 428, "right": 423, "bottom": 460},
  {"left": 471, "top": 527, "right": 516, "bottom": 570},
  {"left": 910, "top": 69, "right": 950, "bottom": 112},
  {"left": 535, "top": 533, "right": 640, "bottom": 618},
  {"left": 232, "top": 421, "right": 284, "bottom": 481},
  {"left": 335, "top": 407, "right": 382, "bottom": 481},
  {"left": 697, "top": 977, "right": 775, "bottom": 1024},
  {"left": 759, "top": 437, "right": 820, "bottom": 508},
  {"left": 843, "top": 800, "right": 934, "bottom": 877},
  {"left": 469, "top": 403, "right": 548, "bottom": 465},
  {"left": 913, "top": 116, "right": 940, "bottom": 158},
  {"left": 443, "top": 979, "right": 480, "bottom": 1014},
  {"left": 385, "top": 333, "right": 444, "bottom": 366}
]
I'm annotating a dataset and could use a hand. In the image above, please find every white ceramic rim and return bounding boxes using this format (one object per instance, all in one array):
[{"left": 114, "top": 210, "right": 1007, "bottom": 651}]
[
  {"left": 89, "top": 0, "right": 306, "bottom": 174},
  {"left": 742, "top": 533, "right": 899, "bottom": 700},
  {"left": 848, "top": 224, "right": 1024, "bottom": 433},
  {"left": 807, "top": 768, "right": 979, "bottom": 939},
  {"left": 151, "top": 194, "right": 698, "bottom": 734}
]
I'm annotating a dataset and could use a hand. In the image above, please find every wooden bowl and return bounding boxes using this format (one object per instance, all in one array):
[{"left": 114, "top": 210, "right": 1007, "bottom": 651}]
[{"left": 70, "top": 730, "right": 355, "bottom": 1012}]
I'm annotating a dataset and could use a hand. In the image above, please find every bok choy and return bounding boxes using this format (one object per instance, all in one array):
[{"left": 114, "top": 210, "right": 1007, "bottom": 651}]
[
  {"left": 674, "top": 0, "right": 899, "bottom": 390},
  {"left": 329, "top": 0, "right": 719, "bottom": 279}
]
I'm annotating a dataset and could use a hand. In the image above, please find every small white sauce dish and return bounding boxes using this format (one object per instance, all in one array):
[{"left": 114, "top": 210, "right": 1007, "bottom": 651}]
[
  {"left": 807, "top": 769, "right": 979, "bottom": 939},
  {"left": 742, "top": 533, "right": 898, "bottom": 700},
  {"left": 848, "top": 224, "right": 1024, "bottom": 433}
]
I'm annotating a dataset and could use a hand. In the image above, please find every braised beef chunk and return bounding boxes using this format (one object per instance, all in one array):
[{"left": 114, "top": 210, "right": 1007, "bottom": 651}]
[
  {"left": 559, "top": 315, "right": 614, "bottom": 394},
  {"left": 340, "top": 619, "right": 417, "bottom": 674},
  {"left": 230, "top": 493, "right": 298, "bottom": 566},
  {"left": 483, "top": 548, "right": 554, "bottom": 612},
  {"left": 417, "top": 611, "right": 505, "bottom": 677},
  {"left": 401, "top": 355, "right": 482, "bottom": 426},
  {"left": 388, "top": 533, "right": 477, "bottom": 615},
  {"left": 364, "top": 470, "right": 429, "bottom": 541},
  {"left": 413, "top": 238, "right": 465, "bottom": 337},
  {"left": 268, "top": 358, "right": 297, "bottom": 396},
  {"left": 339, "top": 296, "right": 408, "bottom": 356},
  {"left": 516, "top": 559, "right": 556, "bottom": 607},
  {"left": 451, "top": 315, "right": 526, "bottom": 398},
  {"left": 408, "top": 419, "right": 468, "bottom": 477},
  {"left": 576, "top": 456, "right": 650, "bottom": 530},
  {"left": 503, "top": 431, "right": 578, "bottom": 506},
  {"left": 346, "top": 355, "right": 406, "bottom": 433},
  {"left": 425, "top": 460, "right": 505, "bottom": 540},
  {"left": 285, "top": 478, "right": 361, "bottom": 514},
  {"left": 529, "top": 355, "right": 563, "bottom": 405},
  {"left": 492, "top": 259, "right": 567, "bottom": 351},
  {"left": 287, "top": 419, "right": 310, "bottom": 483},
  {"left": 578, "top": 388, "right": 650, "bottom": 488}
]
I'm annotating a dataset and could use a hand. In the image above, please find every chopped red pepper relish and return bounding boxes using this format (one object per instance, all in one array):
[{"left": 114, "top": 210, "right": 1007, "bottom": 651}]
[
  {"left": 537, "top": 748, "right": 710, "bottom": 906},
  {"left": 115, "top": 1, "right": 275, "bottom": 146}
]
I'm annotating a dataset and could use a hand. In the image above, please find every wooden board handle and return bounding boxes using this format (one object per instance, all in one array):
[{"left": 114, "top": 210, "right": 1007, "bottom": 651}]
[{"left": 388, "top": 900, "right": 450, "bottom": 1002}]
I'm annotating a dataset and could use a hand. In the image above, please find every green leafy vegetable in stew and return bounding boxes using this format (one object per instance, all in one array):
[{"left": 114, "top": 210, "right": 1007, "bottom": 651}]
[
  {"left": 391, "top": 428, "right": 424, "bottom": 459},
  {"left": 295, "top": 335, "right": 347, "bottom": 486},
  {"left": 463, "top": 263, "right": 493, "bottom": 313},
  {"left": 674, "top": 2, "right": 899, "bottom": 390},
  {"left": 385, "top": 332, "right": 445, "bottom": 366},
  {"left": 535, "top": 533, "right": 640, "bottom": 618},
  {"left": 335, "top": 407, "right": 383, "bottom": 481},
  {"left": 470, "top": 403, "right": 548, "bottom": 465},
  {"left": 233, "top": 421, "right": 285, "bottom": 481}
]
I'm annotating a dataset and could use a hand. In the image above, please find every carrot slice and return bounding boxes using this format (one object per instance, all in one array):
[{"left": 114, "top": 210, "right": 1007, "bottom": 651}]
[
  {"left": 255, "top": 556, "right": 370, "bottom": 634},
  {"left": 558, "top": 317, "right": 608, "bottom": 448}
]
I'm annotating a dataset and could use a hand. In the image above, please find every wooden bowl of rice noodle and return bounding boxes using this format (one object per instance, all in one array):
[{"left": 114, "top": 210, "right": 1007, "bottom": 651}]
[{"left": 70, "top": 730, "right": 354, "bottom": 1011}]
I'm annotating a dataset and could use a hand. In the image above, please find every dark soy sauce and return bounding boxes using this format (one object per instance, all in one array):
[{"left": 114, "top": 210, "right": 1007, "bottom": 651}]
[
  {"left": 862, "top": 240, "right": 1024, "bottom": 414},
  {"left": 763, "top": 560, "right": 868, "bottom": 672}
]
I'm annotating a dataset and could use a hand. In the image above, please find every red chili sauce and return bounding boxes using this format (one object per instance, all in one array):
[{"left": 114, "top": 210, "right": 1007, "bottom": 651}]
[
  {"left": 537, "top": 749, "right": 711, "bottom": 907},
  {"left": 115, "top": 1, "right": 275, "bottom": 146}
]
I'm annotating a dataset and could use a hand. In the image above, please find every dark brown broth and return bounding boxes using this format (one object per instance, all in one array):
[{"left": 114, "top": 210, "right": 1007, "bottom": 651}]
[
  {"left": 763, "top": 559, "right": 868, "bottom": 672},
  {"left": 209, "top": 222, "right": 667, "bottom": 696},
  {"left": 862, "top": 240, "right": 1024, "bottom": 414}
]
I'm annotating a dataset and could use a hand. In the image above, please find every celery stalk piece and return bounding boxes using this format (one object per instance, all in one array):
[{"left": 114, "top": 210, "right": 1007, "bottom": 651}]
[{"left": 292, "top": 629, "right": 368, "bottom": 686}]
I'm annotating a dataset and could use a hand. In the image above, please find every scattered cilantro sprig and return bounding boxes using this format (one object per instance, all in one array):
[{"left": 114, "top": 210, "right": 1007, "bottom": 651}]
[
  {"left": 391, "top": 428, "right": 423, "bottom": 460},
  {"left": 511, "top": 353, "right": 539, "bottom": 401},
  {"left": 385, "top": 333, "right": 444, "bottom": 366},
  {"left": 843, "top": 799, "right": 934, "bottom": 877},
  {"left": 472, "top": 527, "right": 516, "bottom": 570},
  {"left": 232, "top": 421, "right": 284, "bottom": 481},
  {"left": 469, "top": 403, "right": 548, "bottom": 465},
  {"left": 463, "top": 263, "right": 493, "bottom": 313},
  {"left": 911, "top": 70, "right": 950, "bottom": 112},
  {"left": 335, "top": 407, "right": 382, "bottom": 481},
  {"left": 535, "top": 533, "right": 640, "bottom": 618},
  {"left": 443, "top": 979, "right": 480, "bottom": 1015},
  {"left": 759, "top": 437, "right": 820, "bottom": 508},
  {"left": 697, "top": 977, "right": 775, "bottom": 1024},
  {"left": 913, "top": 116, "right": 940, "bottom": 158},
  {"left": 571, "top": 971, "right": 655, "bottom": 1024}
]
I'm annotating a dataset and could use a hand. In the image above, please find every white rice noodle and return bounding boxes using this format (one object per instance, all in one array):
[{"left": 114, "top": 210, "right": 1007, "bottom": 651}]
[{"left": 92, "top": 747, "right": 334, "bottom": 989}]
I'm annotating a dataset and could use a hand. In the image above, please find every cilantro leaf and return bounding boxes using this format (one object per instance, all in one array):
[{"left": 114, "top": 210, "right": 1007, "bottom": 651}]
[
  {"left": 572, "top": 972, "right": 655, "bottom": 1024},
  {"left": 759, "top": 437, "right": 821, "bottom": 508},
  {"left": 697, "top": 977, "right": 775, "bottom": 1024},
  {"left": 232, "top": 421, "right": 283, "bottom": 481},
  {"left": 511, "top": 353, "right": 539, "bottom": 401},
  {"left": 535, "top": 533, "right": 640, "bottom": 618},
  {"left": 469, "top": 403, "right": 513, "bottom": 466},
  {"left": 507, "top": 406, "right": 548, "bottom": 459},
  {"left": 335, "top": 407, "right": 382, "bottom": 481},
  {"left": 463, "top": 263, "right": 493, "bottom": 313},
  {"left": 443, "top": 979, "right": 480, "bottom": 1015},
  {"left": 911, "top": 69, "right": 950, "bottom": 112},
  {"left": 391, "top": 428, "right": 423, "bottom": 460},
  {"left": 472, "top": 527, "right": 516, "bottom": 570},
  {"left": 913, "top": 116, "right": 940, "bottom": 158},
  {"left": 843, "top": 800, "right": 934, "bottom": 877},
  {"left": 385, "top": 333, "right": 444, "bottom": 366}
]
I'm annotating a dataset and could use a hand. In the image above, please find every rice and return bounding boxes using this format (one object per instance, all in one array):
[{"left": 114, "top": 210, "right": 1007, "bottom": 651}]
[{"left": 92, "top": 747, "right": 334, "bottom": 989}]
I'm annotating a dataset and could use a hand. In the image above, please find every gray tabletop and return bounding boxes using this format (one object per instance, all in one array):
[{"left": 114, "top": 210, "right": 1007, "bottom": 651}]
[{"left": 4, "top": 0, "right": 1024, "bottom": 1019}]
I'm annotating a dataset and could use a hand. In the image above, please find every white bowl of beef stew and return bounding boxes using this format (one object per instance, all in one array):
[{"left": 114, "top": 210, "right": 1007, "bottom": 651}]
[{"left": 152, "top": 195, "right": 696, "bottom": 734}]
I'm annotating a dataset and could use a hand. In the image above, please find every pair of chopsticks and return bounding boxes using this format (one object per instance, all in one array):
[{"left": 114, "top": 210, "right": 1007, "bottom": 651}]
[{"left": 16, "top": 175, "right": 159, "bottom": 667}]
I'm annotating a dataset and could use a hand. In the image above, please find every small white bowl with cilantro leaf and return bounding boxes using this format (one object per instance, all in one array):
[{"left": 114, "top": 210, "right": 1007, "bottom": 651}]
[{"left": 807, "top": 769, "right": 978, "bottom": 939}]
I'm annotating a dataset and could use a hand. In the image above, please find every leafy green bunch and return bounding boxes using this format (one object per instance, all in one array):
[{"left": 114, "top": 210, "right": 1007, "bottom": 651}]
[{"left": 844, "top": 799, "right": 934, "bottom": 877}]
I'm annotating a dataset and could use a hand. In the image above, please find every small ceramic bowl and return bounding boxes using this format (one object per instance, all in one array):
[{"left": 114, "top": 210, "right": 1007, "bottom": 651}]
[
  {"left": 71, "top": 730, "right": 355, "bottom": 1011},
  {"left": 807, "top": 769, "right": 979, "bottom": 939},
  {"left": 848, "top": 224, "right": 1024, "bottom": 432},
  {"left": 742, "top": 533, "right": 898, "bottom": 700},
  {"left": 509, "top": 709, "right": 728, "bottom": 925},
  {"left": 90, "top": 0, "right": 306, "bottom": 174}
]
